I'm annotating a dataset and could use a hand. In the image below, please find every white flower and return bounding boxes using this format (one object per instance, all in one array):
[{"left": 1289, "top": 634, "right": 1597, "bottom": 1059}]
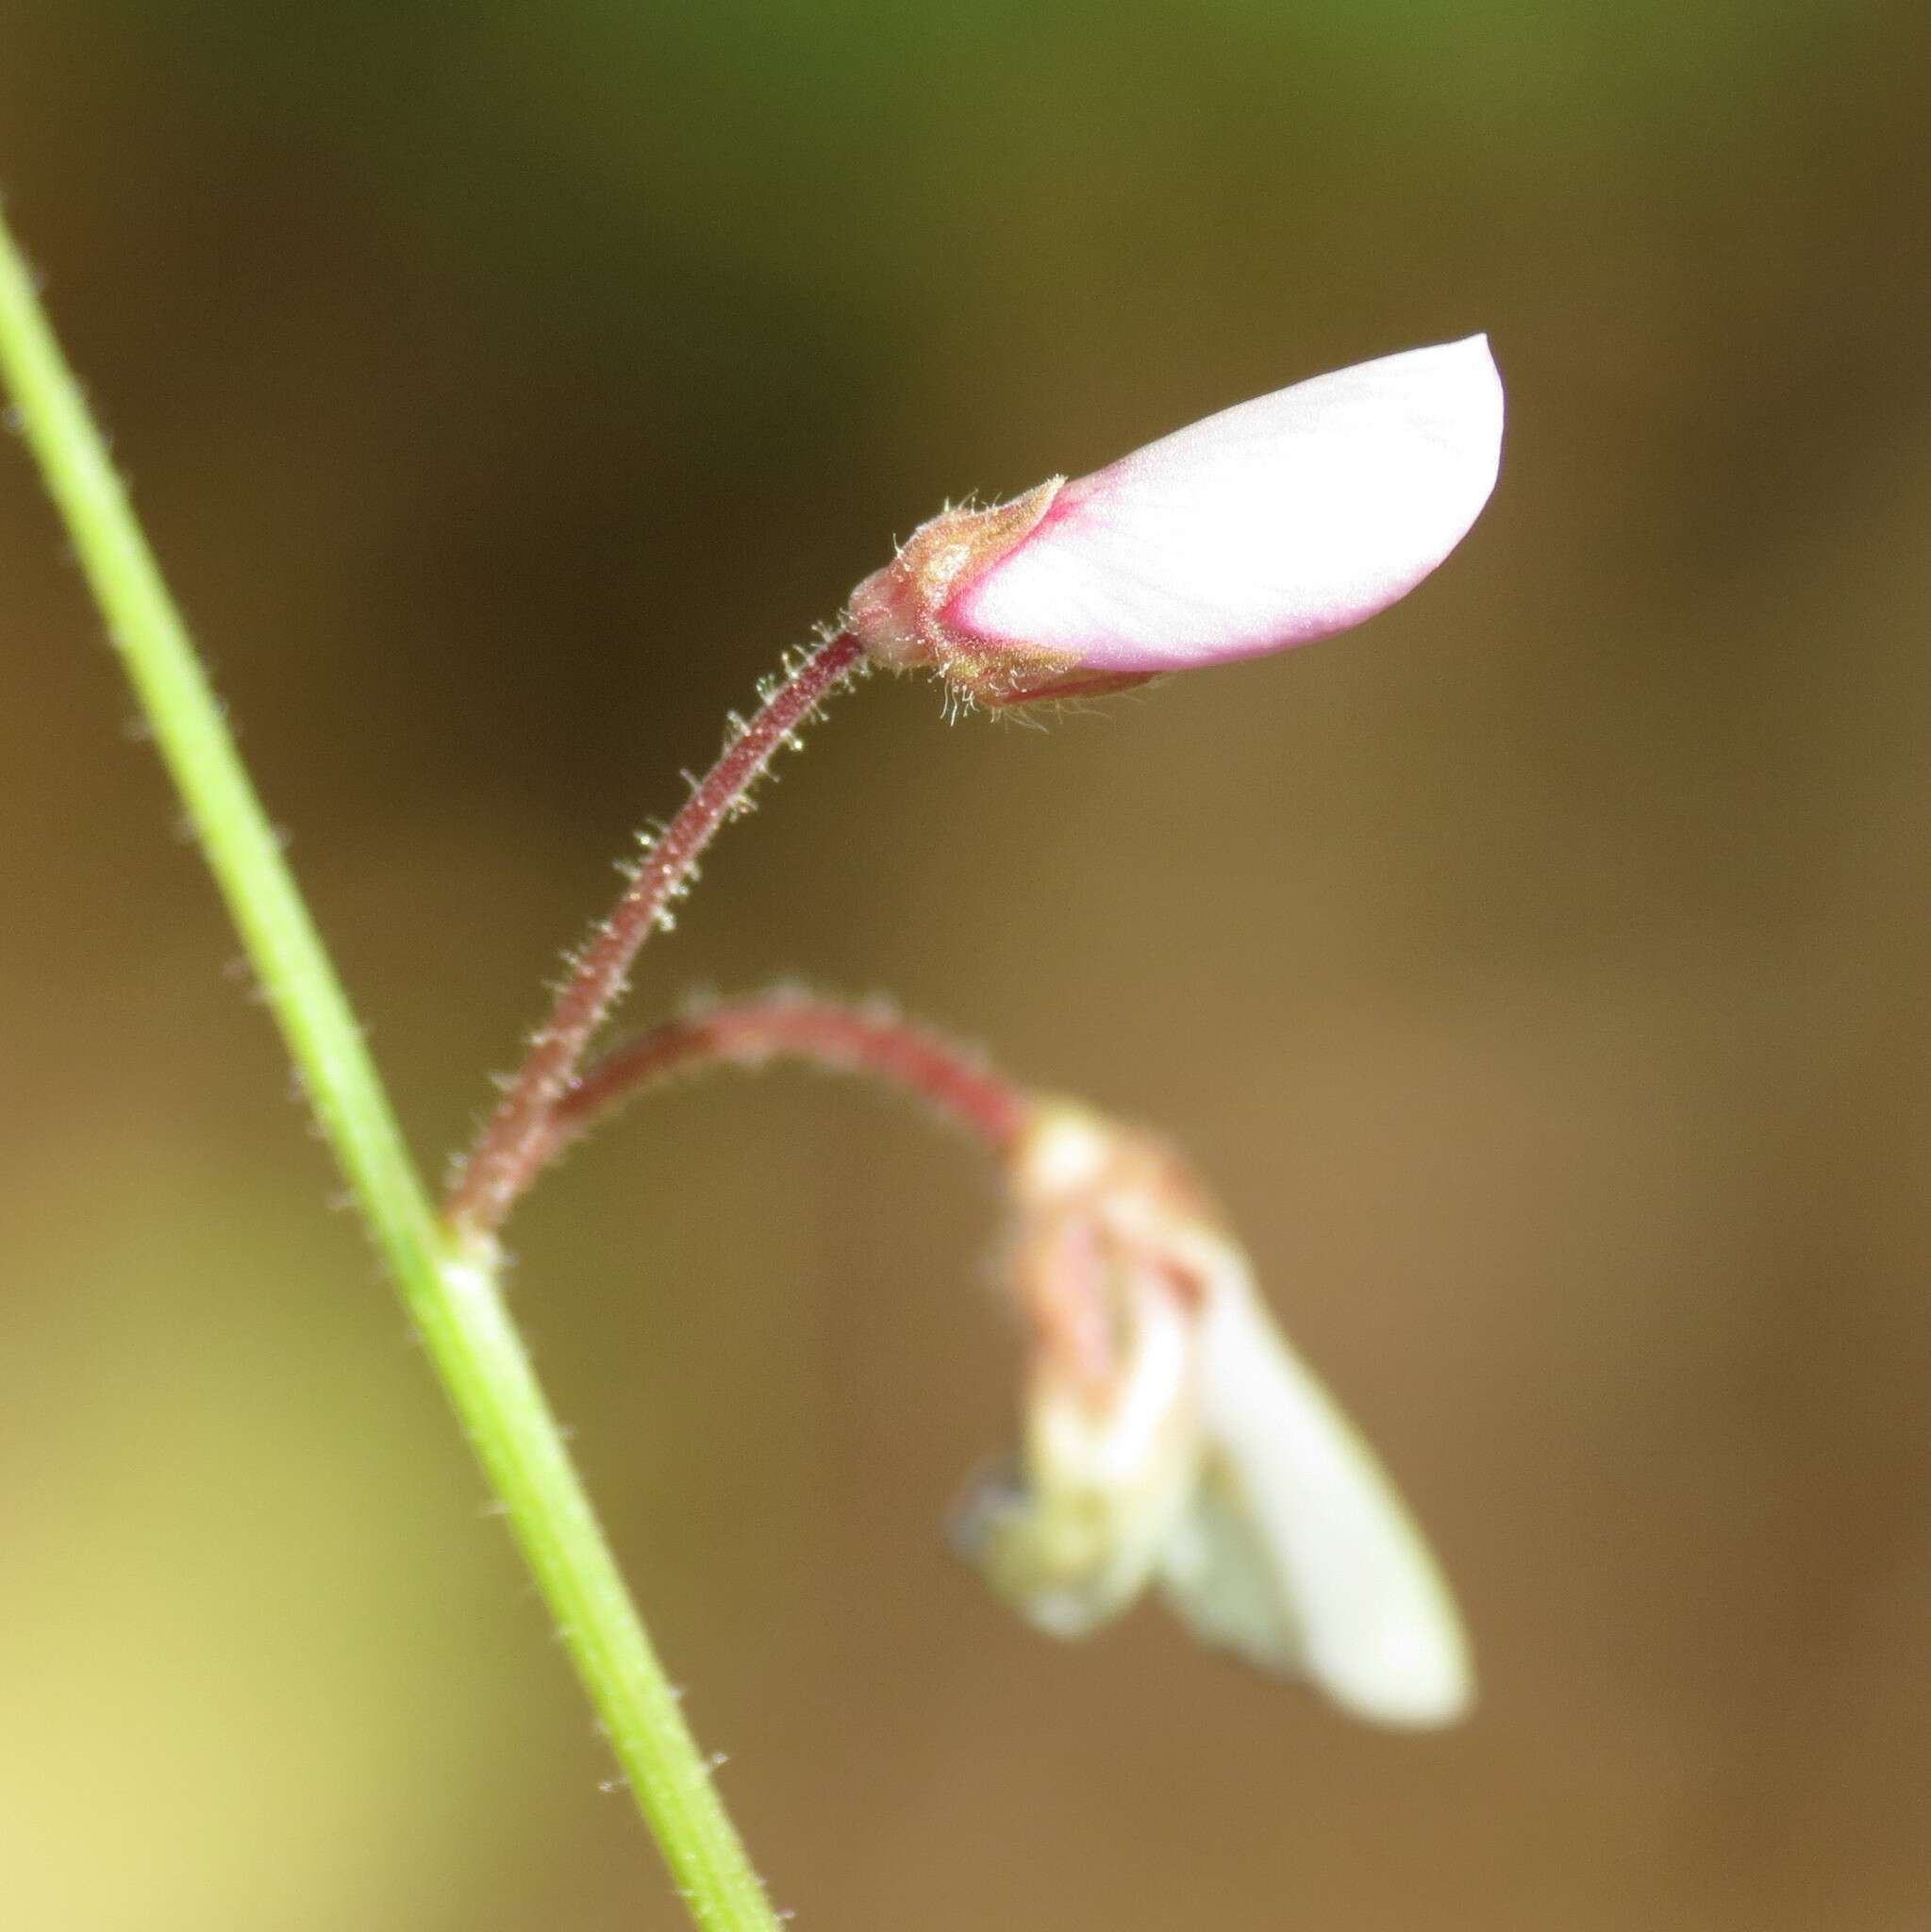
[{"left": 955, "top": 1102, "right": 1472, "bottom": 1727}]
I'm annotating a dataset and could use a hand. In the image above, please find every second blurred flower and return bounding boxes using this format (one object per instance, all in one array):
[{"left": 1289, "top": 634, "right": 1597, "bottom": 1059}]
[{"left": 957, "top": 1101, "right": 1473, "bottom": 1727}]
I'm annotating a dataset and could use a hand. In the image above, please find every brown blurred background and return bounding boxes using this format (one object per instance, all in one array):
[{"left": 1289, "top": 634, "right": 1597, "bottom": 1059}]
[{"left": 3, "top": 5, "right": 1930, "bottom": 1928}]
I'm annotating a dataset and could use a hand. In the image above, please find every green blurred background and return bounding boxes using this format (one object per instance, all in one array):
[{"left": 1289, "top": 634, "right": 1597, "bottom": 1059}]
[{"left": 3, "top": 4, "right": 1929, "bottom": 1927}]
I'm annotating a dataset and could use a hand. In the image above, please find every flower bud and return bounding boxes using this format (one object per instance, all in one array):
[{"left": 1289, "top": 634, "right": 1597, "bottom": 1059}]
[
  {"left": 954, "top": 1100, "right": 1473, "bottom": 1726},
  {"left": 848, "top": 335, "right": 1503, "bottom": 707}
]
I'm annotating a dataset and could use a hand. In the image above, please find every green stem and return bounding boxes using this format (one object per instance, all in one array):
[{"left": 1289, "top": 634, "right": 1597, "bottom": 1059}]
[{"left": 0, "top": 206, "right": 781, "bottom": 1932}]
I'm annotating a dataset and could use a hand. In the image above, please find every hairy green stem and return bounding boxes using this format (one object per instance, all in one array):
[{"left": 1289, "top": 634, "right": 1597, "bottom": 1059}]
[{"left": 0, "top": 205, "right": 781, "bottom": 1932}]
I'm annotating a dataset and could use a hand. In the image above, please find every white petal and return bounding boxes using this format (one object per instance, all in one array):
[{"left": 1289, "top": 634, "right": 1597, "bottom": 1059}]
[
  {"left": 959, "top": 1274, "right": 1203, "bottom": 1639},
  {"left": 951, "top": 335, "right": 1503, "bottom": 673},
  {"left": 1158, "top": 1274, "right": 1473, "bottom": 1726}
]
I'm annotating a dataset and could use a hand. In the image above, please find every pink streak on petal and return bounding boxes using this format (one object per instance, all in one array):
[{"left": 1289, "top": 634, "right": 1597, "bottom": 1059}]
[{"left": 946, "top": 335, "right": 1504, "bottom": 673}]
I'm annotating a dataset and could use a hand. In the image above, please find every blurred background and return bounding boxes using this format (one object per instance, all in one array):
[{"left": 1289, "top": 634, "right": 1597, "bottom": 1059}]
[{"left": 3, "top": 4, "right": 1929, "bottom": 1927}]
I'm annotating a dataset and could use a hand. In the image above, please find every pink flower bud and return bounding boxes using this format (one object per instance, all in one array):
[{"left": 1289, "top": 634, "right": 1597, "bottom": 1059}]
[{"left": 848, "top": 335, "right": 1503, "bottom": 707}]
